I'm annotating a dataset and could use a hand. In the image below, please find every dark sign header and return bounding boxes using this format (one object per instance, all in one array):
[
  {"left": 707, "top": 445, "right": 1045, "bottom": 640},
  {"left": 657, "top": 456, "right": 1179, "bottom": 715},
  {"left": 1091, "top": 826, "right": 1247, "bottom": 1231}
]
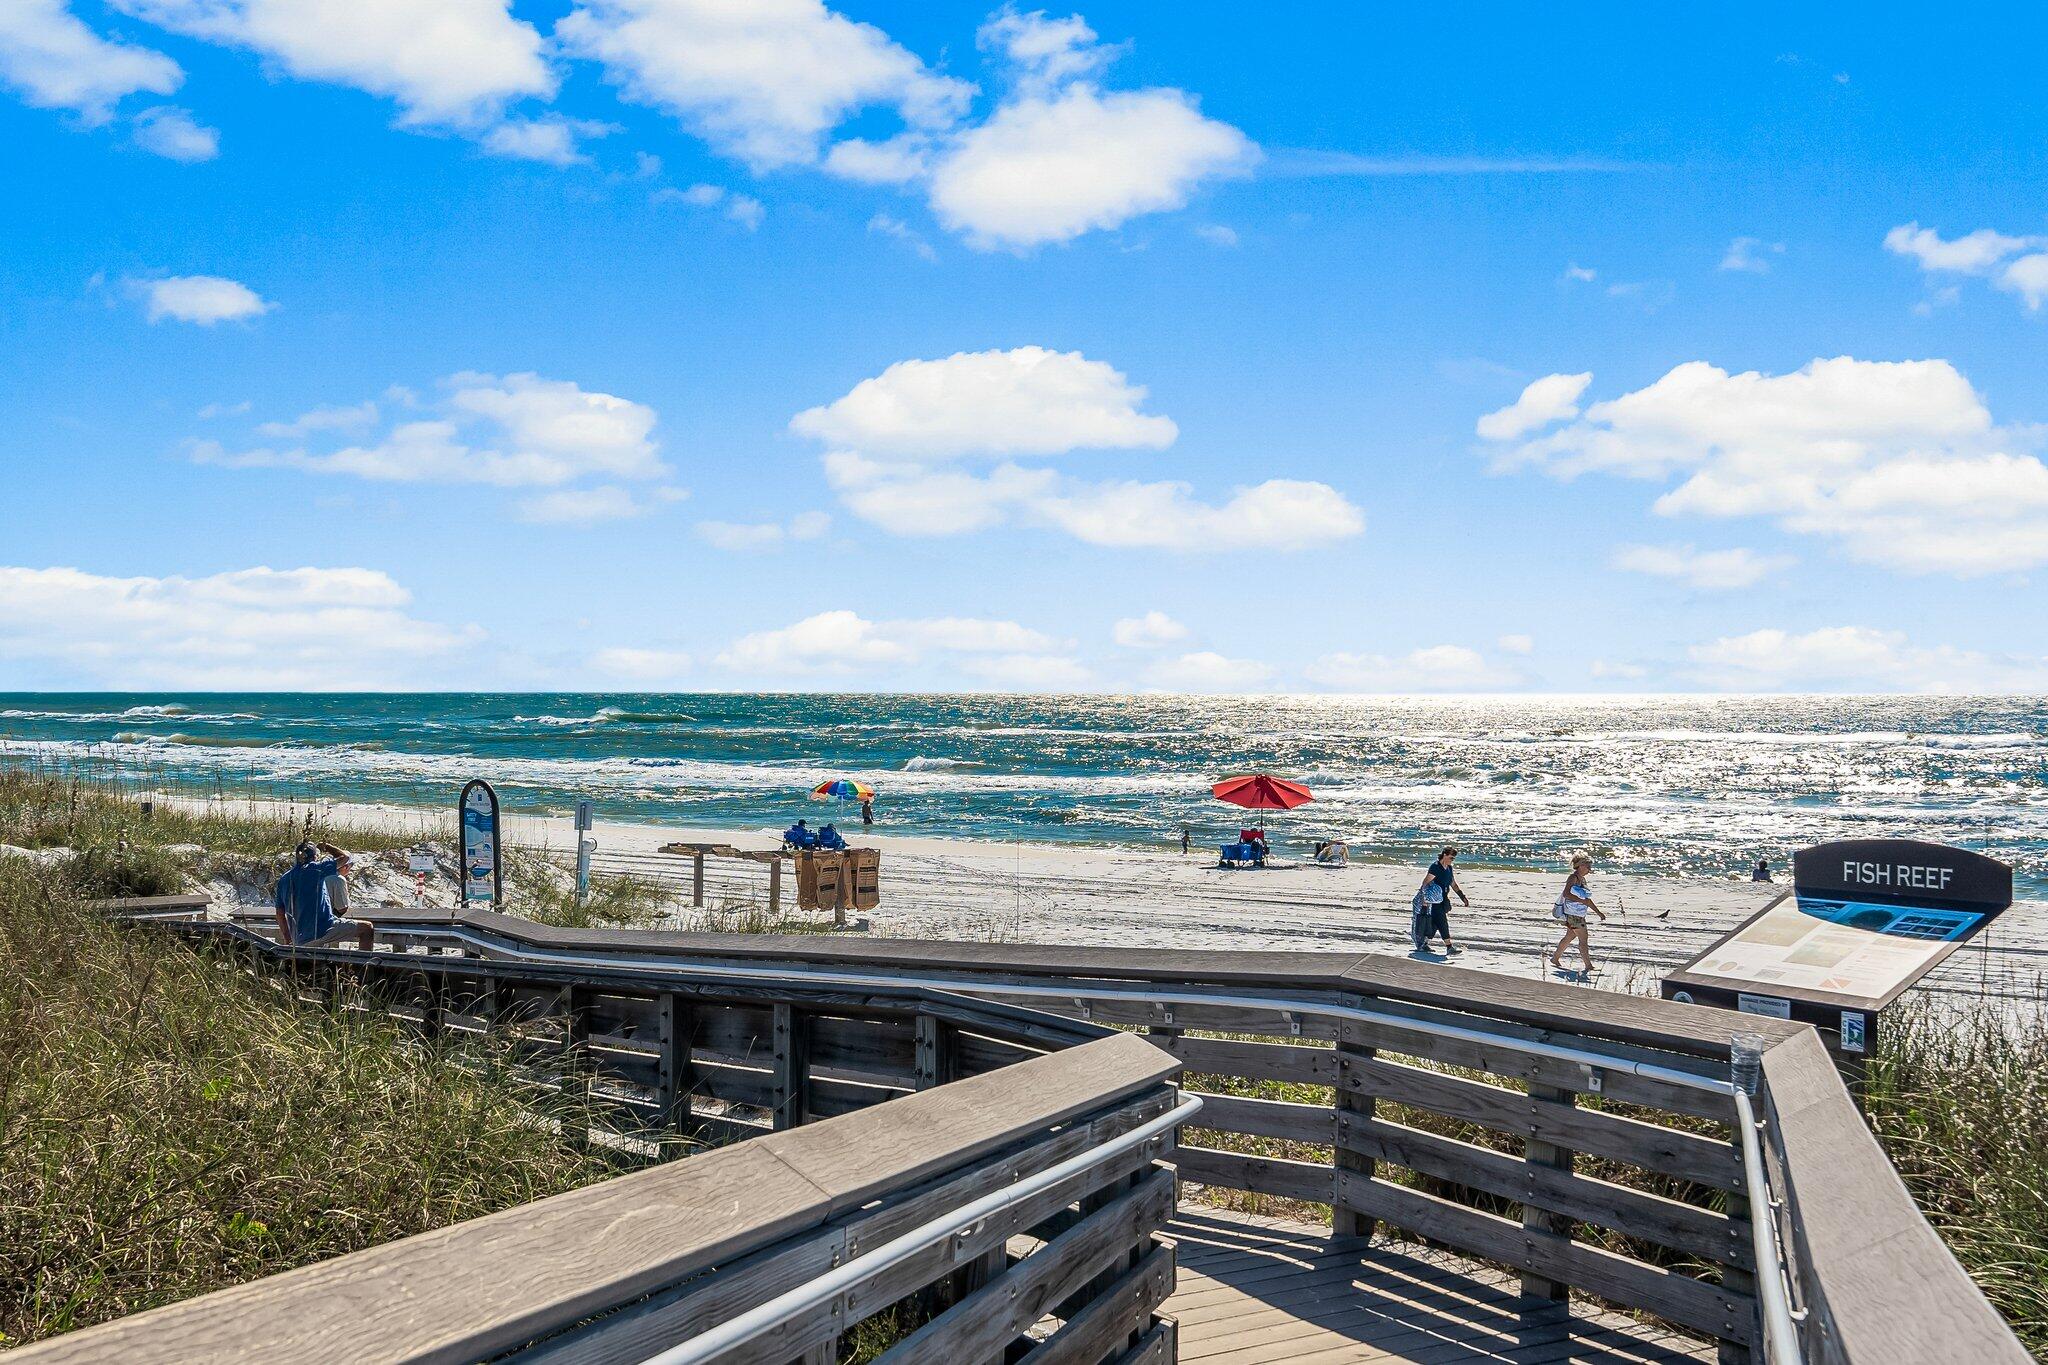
[{"left": 1792, "top": 838, "right": 2011, "bottom": 909}]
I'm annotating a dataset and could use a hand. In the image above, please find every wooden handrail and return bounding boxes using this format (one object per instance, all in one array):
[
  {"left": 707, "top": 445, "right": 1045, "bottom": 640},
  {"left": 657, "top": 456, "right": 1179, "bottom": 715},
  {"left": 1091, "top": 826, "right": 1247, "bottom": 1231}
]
[
  {"left": 8, "top": 1034, "right": 1181, "bottom": 1365},
  {"left": 1758, "top": 1030, "right": 2030, "bottom": 1364}
]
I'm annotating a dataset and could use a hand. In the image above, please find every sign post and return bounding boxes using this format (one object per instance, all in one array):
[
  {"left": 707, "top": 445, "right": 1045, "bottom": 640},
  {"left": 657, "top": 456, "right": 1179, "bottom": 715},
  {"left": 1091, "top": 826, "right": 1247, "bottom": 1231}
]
[
  {"left": 1663, "top": 838, "right": 2013, "bottom": 1072},
  {"left": 574, "top": 799, "right": 594, "bottom": 906},
  {"left": 459, "top": 779, "right": 503, "bottom": 908}
]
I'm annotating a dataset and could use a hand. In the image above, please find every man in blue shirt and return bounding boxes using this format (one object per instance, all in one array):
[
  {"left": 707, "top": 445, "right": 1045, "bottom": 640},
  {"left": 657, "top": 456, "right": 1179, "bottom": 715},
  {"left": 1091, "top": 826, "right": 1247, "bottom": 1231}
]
[{"left": 273, "top": 841, "right": 373, "bottom": 950}]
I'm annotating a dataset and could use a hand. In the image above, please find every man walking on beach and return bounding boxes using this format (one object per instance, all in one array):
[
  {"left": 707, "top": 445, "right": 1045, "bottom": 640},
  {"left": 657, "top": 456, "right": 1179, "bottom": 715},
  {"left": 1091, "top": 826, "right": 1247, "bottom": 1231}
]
[
  {"left": 274, "top": 840, "right": 373, "bottom": 950},
  {"left": 1413, "top": 847, "right": 1471, "bottom": 955}
]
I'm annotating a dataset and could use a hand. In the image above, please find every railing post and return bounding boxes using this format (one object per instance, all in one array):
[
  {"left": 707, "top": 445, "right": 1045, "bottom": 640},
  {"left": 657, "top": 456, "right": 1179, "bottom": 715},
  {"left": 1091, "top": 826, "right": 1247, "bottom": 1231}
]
[
  {"left": 773, "top": 1003, "right": 809, "bottom": 1130},
  {"left": 914, "top": 1012, "right": 943, "bottom": 1089},
  {"left": 656, "top": 990, "right": 694, "bottom": 1134},
  {"left": 1722, "top": 1137, "right": 1758, "bottom": 1363},
  {"left": 1333, "top": 1023, "right": 1377, "bottom": 1239},
  {"left": 1519, "top": 1083, "right": 1574, "bottom": 1309}
]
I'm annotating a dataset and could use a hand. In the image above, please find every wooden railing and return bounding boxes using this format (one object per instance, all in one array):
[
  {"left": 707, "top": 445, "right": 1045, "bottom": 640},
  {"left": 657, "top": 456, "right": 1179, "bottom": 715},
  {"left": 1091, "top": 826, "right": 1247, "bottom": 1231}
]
[{"left": 27, "top": 902, "right": 2030, "bottom": 1364}]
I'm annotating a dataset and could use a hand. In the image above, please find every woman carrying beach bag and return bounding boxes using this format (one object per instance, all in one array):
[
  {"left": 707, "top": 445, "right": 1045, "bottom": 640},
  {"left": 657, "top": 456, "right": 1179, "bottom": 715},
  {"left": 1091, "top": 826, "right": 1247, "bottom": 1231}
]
[{"left": 1548, "top": 853, "right": 1606, "bottom": 979}]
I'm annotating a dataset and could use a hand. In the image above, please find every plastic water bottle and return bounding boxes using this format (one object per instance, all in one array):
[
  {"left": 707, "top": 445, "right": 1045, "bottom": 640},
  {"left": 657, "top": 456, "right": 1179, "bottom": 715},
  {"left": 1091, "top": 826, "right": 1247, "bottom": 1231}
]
[{"left": 1730, "top": 1032, "right": 1766, "bottom": 1096}]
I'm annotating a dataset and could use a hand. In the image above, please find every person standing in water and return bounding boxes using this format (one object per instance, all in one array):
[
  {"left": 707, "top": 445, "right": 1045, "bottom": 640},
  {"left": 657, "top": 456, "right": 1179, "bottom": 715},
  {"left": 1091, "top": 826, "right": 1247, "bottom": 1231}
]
[
  {"left": 1413, "top": 847, "right": 1470, "bottom": 956},
  {"left": 1180, "top": 824, "right": 1191, "bottom": 855},
  {"left": 860, "top": 798, "right": 874, "bottom": 828},
  {"left": 1549, "top": 853, "right": 1607, "bottom": 978}
]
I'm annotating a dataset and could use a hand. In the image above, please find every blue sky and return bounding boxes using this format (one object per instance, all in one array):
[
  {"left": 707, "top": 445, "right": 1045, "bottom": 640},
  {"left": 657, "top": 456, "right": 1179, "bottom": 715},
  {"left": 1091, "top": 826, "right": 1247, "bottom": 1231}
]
[{"left": 3, "top": 1, "right": 2046, "bottom": 693}]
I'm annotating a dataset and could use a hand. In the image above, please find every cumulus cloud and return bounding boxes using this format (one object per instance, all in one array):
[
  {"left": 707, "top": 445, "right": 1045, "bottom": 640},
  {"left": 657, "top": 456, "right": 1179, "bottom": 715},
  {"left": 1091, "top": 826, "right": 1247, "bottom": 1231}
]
[
  {"left": 793, "top": 346, "right": 1176, "bottom": 460},
  {"left": 1144, "top": 650, "right": 1272, "bottom": 693},
  {"left": 1687, "top": 625, "right": 2048, "bottom": 694},
  {"left": 1497, "top": 633, "right": 1534, "bottom": 654},
  {"left": 1718, "top": 237, "right": 1783, "bottom": 273},
  {"left": 651, "top": 181, "right": 766, "bottom": 229},
  {"left": 0, "top": 564, "right": 475, "bottom": 688},
  {"left": 1483, "top": 356, "right": 2048, "bottom": 576},
  {"left": 133, "top": 274, "right": 274, "bottom": 324},
  {"left": 1884, "top": 221, "right": 2048, "bottom": 311},
  {"left": 557, "top": 0, "right": 968, "bottom": 170},
  {"left": 482, "top": 114, "right": 615, "bottom": 165},
  {"left": 131, "top": 103, "right": 218, "bottom": 159},
  {"left": 927, "top": 83, "right": 1254, "bottom": 250},
  {"left": 1304, "top": 645, "right": 1521, "bottom": 692},
  {"left": 799, "top": 346, "right": 1363, "bottom": 551},
  {"left": 695, "top": 511, "right": 830, "bottom": 551},
  {"left": 111, "top": 0, "right": 553, "bottom": 129},
  {"left": 1475, "top": 372, "right": 1591, "bottom": 441},
  {"left": 713, "top": 608, "right": 1067, "bottom": 682},
  {"left": 519, "top": 484, "right": 685, "bottom": 525},
  {"left": 1611, "top": 543, "right": 1793, "bottom": 590},
  {"left": 826, "top": 134, "right": 930, "bottom": 184},
  {"left": 196, "top": 373, "right": 682, "bottom": 527},
  {"left": 0, "top": 0, "right": 180, "bottom": 123},
  {"left": 1112, "top": 610, "right": 1188, "bottom": 648}
]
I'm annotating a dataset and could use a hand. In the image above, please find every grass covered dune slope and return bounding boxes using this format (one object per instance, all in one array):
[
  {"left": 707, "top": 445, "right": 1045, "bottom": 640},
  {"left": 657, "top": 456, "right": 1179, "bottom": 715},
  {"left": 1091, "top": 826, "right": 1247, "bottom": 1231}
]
[{"left": 0, "top": 769, "right": 2044, "bottom": 1354}]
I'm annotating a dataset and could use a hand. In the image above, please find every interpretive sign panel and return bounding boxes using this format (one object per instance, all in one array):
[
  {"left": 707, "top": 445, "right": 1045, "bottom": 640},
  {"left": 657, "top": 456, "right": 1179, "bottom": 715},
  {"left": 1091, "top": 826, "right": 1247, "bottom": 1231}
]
[
  {"left": 1662, "top": 838, "right": 2012, "bottom": 1041},
  {"left": 460, "top": 778, "right": 503, "bottom": 906}
]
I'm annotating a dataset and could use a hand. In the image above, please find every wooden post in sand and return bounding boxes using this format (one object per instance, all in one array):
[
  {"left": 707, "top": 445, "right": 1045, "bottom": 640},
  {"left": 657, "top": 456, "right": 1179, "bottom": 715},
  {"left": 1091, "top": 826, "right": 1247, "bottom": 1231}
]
[
  {"left": 692, "top": 851, "right": 705, "bottom": 907},
  {"left": 768, "top": 855, "right": 782, "bottom": 917}
]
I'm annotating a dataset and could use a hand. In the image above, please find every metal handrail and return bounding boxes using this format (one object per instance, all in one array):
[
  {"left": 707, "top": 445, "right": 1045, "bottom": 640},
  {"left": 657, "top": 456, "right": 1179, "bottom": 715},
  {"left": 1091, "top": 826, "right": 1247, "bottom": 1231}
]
[
  {"left": 639, "top": 1093, "right": 1203, "bottom": 1365},
  {"left": 356, "top": 921, "right": 1737, "bottom": 1096},
  {"left": 1734, "top": 1087, "right": 1806, "bottom": 1363}
]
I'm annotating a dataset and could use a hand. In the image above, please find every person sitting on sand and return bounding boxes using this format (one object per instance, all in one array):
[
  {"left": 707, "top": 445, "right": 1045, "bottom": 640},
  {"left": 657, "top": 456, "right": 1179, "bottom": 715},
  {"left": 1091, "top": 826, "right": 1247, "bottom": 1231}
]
[
  {"left": 1413, "top": 847, "right": 1469, "bottom": 955},
  {"left": 273, "top": 840, "right": 373, "bottom": 950},
  {"left": 1549, "top": 853, "right": 1607, "bottom": 978}
]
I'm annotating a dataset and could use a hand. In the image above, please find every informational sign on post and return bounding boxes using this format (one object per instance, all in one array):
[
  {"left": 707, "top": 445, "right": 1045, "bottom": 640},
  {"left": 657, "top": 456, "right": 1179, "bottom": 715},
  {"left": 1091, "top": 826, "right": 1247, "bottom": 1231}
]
[
  {"left": 574, "top": 799, "right": 594, "bottom": 906},
  {"left": 460, "top": 779, "right": 503, "bottom": 906}
]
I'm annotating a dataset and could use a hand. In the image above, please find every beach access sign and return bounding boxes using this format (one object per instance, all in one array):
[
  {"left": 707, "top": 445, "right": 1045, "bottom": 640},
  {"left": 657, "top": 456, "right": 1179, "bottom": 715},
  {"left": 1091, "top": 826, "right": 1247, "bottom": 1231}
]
[
  {"left": 460, "top": 778, "right": 502, "bottom": 906},
  {"left": 1662, "top": 838, "right": 2012, "bottom": 1052}
]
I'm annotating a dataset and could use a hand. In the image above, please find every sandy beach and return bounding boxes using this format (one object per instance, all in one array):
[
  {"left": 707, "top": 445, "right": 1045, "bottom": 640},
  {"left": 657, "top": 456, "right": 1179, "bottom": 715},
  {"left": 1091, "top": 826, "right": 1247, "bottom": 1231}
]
[{"left": 172, "top": 793, "right": 2048, "bottom": 1005}]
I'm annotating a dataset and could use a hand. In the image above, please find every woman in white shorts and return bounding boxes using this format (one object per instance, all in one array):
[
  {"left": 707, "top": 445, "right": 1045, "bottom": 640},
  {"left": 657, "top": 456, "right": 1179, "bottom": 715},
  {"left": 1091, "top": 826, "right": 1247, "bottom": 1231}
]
[{"left": 1548, "top": 853, "right": 1606, "bottom": 978}]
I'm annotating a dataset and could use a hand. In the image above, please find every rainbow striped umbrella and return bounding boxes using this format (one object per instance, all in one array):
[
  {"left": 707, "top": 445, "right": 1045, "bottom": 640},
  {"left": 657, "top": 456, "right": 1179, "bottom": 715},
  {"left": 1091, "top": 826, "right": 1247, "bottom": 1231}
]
[{"left": 810, "top": 779, "right": 875, "bottom": 802}]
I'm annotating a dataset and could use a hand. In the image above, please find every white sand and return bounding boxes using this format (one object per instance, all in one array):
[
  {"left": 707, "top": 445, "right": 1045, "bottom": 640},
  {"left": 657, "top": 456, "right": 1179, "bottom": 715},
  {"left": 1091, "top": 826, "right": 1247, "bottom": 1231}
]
[{"left": 164, "top": 793, "right": 2046, "bottom": 1003}]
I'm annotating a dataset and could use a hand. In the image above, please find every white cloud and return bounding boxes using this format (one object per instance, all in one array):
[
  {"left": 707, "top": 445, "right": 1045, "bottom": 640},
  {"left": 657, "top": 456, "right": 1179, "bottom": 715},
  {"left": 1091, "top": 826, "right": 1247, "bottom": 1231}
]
[
  {"left": 959, "top": 651, "right": 1093, "bottom": 691},
  {"left": 0, "top": 564, "right": 475, "bottom": 689},
  {"left": 713, "top": 609, "right": 1060, "bottom": 679},
  {"left": 134, "top": 274, "right": 274, "bottom": 324},
  {"left": 1113, "top": 610, "right": 1188, "bottom": 648},
  {"left": 823, "top": 455, "right": 1363, "bottom": 550},
  {"left": 927, "top": 83, "right": 1255, "bottom": 250},
  {"left": 1687, "top": 626, "right": 2048, "bottom": 694},
  {"left": 695, "top": 511, "right": 831, "bottom": 551},
  {"left": 197, "top": 372, "right": 672, "bottom": 499},
  {"left": 1475, "top": 372, "right": 1591, "bottom": 441},
  {"left": 1304, "top": 645, "right": 1520, "bottom": 692},
  {"left": 868, "top": 212, "right": 937, "bottom": 260},
  {"left": 1486, "top": 356, "right": 2048, "bottom": 575},
  {"left": 652, "top": 181, "right": 766, "bottom": 229},
  {"left": 0, "top": 0, "right": 180, "bottom": 123},
  {"left": 1497, "top": 633, "right": 1534, "bottom": 654},
  {"left": 826, "top": 134, "right": 930, "bottom": 184},
  {"left": 1145, "top": 650, "right": 1272, "bottom": 693},
  {"left": 1589, "top": 659, "right": 1647, "bottom": 681},
  {"left": 1884, "top": 222, "right": 2048, "bottom": 311},
  {"left": 557, "top": 0, "right": 969, "bottom": 170},
  {"left": 257, "top": 401, "right": 379, "bottom": 439},
  {"left": 518, "top": 484, "right": 685, "bottom": 525},
  {"left": 1719, "top": 236, "right": 1783, "bottom": 273},
  {"left": 131, "top": 103, "right": 217, "bottom": 159},
  {"left": 1611, "top": 543, "right": 1793, "bottom": 590},
  {"left": 482, "top": 115, "right": 615, "bottom": 165},
  {"left": 977, "top": 7, "right": 1118, "bottom": 93},
  {"left": 801, "top": 346, "right": 1364, "bottom": 551},
  {"left": 590, "top": 645, "right": 692, "bottom": 683},
  {"left": 1562, "top": 263, "right": 1598, "bottom": 282},
  {"left": 112, "top": 0, "right": 553, "bottom": 129},
  {"left": 1194, "top": 224, "right": 1238, "bottom": 248},
  {"left": 793, "top": 346, "right": 1177, "bottom": 460},
  {"left": 1884, "top": 222, "right": 2040, "bottom": 274}
]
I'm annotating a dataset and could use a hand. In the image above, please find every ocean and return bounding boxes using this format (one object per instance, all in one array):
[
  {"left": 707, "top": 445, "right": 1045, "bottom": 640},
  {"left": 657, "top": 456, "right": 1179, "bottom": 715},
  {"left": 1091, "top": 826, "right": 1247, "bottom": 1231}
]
[{"left": 2, "top": 692, "right": 2043, "bottom": 895}]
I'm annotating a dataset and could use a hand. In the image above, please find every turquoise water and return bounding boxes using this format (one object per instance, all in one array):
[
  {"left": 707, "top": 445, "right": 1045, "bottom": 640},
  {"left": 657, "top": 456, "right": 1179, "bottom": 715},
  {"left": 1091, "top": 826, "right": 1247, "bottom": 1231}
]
[{"left": 2, "top": 693, "right": 2043, "bottom": 893}]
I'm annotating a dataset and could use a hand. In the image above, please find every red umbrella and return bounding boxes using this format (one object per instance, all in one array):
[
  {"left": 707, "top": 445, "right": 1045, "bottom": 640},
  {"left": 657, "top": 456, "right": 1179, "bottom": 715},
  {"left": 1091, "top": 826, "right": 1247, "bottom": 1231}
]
[{"left": 1210, "top": 774, "right": 1315, "bottom": 810}]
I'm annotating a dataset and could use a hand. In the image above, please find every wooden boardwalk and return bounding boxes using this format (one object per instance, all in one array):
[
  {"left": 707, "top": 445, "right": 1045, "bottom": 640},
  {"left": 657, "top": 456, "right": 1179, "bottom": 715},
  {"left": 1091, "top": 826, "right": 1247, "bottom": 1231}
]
[{"left": 1164, "top": 1208, "right": 1712, "bottom": 1364}]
